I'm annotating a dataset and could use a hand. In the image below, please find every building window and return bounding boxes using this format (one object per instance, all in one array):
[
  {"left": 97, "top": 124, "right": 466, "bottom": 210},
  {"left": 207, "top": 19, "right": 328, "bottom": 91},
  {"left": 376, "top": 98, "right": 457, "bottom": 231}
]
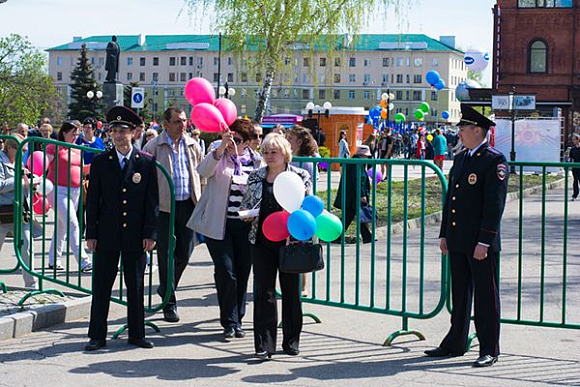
[
  {"left": 189, "top": 72, "right": 193, "bottom": 79},
  {"left": 319, "top": 89, "right": 326, "bottom": 99},
  {"left": 57, "top": 72, "right": 62, "bottom": 81},
  {"left": 180, "top": 73, "right": 187, "bottom": 82},
  {"left": 406, "top": 91, "right": 410, "bottom": 100},
  {"left": 397, "top": 57, "right": 403, "bottom": 67},
  {"left": 153, "top": 57, "right": 159, "bottom": 66},
  {"left": 396, "top": 90, "right": 403, "bottom": 100},
  {"left": 413, "top": 91, "right": 422, "bottom": 100},
  {"left": 406, "top": 58, "right": 411, "bottom": 67},
  {"left": 189, "top": 57, "right": 193, "bottom": 66},
  {"left": 414, "top": 74, "right": 422, "bottom": 83},
  {"left": 396, "top": 74, "right": 403, "bottom": 83},
  {"left": 406, "top": 74, "right": 410, "bottom": 84},
  {"left": 228, "top": 57, "right": 233, "bottom": 66},
  {"left": 349, "top": 74, "right": 356, "bottom": 83},
  {"left": 127, "top": 57, "right": 133, "bottom": 66},
  {"left": 170, "top": 57, "right": 176, "bottom": 66},
  {"left": 334, "top": 73, "right": 341, "bottom": 83},
  {"left": 363, "top": 74, "right": 371, "bottom": 84},
  {"left": 127, "top": 72, "right": 133, "bottom": 81},
  {"left": 432, "top": 58, "right": 439, "bottom": 67},
  {"left": 57, "top": 57, "right": 62, "bottom": 66},
  {"left": 241, "top": 72, "right": 248, "bottom": 82},
  {"left": 180, "top": 57, "right": 187, "bottom": 66},
  {"left": 348, "top": 90, "right": 355, "bottom": 100},
  {"left": 302, "top": 89, "right": 310, "bottom": 99},
  {"left": 140, "top": 72, "right": 145, "bottom": 82},
  {"left": 364, "top": 58, "right": 371, "bottom": 67},
  {"left": 363, "top": 90, "right": 370, "bottom": 99},
  {"left": 335, "top": 58, "right": 341, "bottom": 67},
  {"left": 320, "top": 57, "right": 326, "bottom": 67},
  {"left": 414, "top": 58, "right": 423, "bottom": 67},
  {"left": 529, "top": 39, "right": 547, "bottom": 73},
  {"left": 431, "top": 91, "right": 438, "bottom": 101},
  {"left": 333, "top": 89, "right": 341, "bottom": 99},
  {"left": 169, "top": 73, "right": 176, "bottom": 82},
  {"left": 227, "top": 73, "right": 234, "bottom": 82},
  {"left": 152, "top": 73, "right": 158, "bottom": 82},
  {"left": 213, "top": 73, "right": 219, "bottom": 82},
  {"left": 214, "top": 57, "right": 219, "bottom": 66},
  {"left": 197, "top": 57, "right": 203, "bottom": 66},
  {"left": 349, "top": 57, "right": 356, "bottom": 67},
  {"left": 303, "top": 58, "right": 310, "bottom": 67},
  {"left": 382, "top": 57, "right": 389, "bottom": 67},
  {"left": 140, "top": 57, "right": 146, "bottom": 66}
]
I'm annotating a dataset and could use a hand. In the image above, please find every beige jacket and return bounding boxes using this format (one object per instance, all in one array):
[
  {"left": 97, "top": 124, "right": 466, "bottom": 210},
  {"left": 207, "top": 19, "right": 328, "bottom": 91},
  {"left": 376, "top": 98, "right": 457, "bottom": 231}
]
[{"left": 143, "top": 131, "right": 203, "bottom": 213}]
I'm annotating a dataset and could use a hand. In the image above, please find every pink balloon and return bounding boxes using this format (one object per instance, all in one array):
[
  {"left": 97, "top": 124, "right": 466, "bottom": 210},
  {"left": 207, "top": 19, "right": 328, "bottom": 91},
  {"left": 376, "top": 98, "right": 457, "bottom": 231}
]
[
  {"left": 32, "top": 193, "right": 50, "bottom": 215},
  {"left": 27, "top": 151, "right": 46, "bottom": 176},
  {"left": 184, "top": 78, "right": 216, "bottom": 106},
  {"left": 191, "top": 103, "right": 228, "bottom": 133},
  {"left": 214, "top": 98, "right": 238, "bottom": 126}
]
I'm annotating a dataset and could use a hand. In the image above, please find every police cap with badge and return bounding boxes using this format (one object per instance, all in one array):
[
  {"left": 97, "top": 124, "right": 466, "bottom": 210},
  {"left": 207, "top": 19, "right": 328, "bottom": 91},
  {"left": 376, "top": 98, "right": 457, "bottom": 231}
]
[
  {"left": 457, "top": 103, "right": 495, "bottom": 131},
  {"left": 106, "top": 105, "right": 143, "bottom": 129}
]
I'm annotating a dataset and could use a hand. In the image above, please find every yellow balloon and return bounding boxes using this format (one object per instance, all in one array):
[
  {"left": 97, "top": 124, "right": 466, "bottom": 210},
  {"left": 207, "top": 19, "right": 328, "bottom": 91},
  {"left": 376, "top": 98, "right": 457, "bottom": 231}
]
[
  {"left": 381, "top": 109, "right": 388, "bottom": 119},
  {"left": 427, "top": 134, "right": 433, "bottom": 141}
]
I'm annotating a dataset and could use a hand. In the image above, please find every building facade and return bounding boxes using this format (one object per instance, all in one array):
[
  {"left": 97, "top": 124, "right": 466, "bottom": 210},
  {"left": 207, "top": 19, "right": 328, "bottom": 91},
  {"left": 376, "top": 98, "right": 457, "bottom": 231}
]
[
  {"left": 493, "top": 0, "right": 577, "bottom": 139},
  {"left": 47, "top": 34, "right": 466, "bottom": 124}
]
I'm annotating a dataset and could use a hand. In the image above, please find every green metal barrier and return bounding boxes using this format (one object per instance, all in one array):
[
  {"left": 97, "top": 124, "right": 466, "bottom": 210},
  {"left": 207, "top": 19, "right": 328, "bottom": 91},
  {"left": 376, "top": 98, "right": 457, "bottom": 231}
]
[
  {"left": 7, "top": 136, "right": 176, "bottom": 336},
  {"left": 294, "top": 155, "right": 449, "bottom": 345}
]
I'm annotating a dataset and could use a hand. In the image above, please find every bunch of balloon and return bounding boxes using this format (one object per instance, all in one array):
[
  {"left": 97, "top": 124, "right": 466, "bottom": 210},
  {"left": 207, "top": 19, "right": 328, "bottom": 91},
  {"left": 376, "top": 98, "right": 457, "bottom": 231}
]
[
  {"left": 441, "top": 110, "right": 450, "bottom": 120},
  {"left": 262, "top": 172, "right": 343, "bottom": 242},
  {"left": 26, "top": 151, "right": 52, "bottom": 215},
  {"left": 367, "top": 106, "right": 382, "bottom": 129},
  {"left": 184, "top": 77, "right": 238, "bottom": 132},
  {"left": 464, "top": 48, "right": 490, "bottom": 73}
]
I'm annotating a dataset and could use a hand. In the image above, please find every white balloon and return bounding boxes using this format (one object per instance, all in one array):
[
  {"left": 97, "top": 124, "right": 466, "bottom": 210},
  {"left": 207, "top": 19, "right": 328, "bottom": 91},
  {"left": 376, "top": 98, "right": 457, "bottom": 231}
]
[
  {"left": 273, "top": 171, "right": 305, "bottom": 213},
  {"left": 36, "top": 178, "right": 54, "bottom": 195},
  {"left": 464, "top": 48, "right": 489, "bottom": 73}
]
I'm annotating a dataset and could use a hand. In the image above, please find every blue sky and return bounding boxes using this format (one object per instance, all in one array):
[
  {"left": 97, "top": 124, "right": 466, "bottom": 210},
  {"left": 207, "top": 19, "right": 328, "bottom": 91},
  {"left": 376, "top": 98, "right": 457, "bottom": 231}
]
[{"left": 0, "top": 0, "right": 495, "bottom": 84}]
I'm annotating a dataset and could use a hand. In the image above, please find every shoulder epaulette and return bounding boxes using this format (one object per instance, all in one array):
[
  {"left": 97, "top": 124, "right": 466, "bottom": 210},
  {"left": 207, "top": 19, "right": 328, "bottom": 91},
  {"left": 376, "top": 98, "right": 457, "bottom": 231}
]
[{"left": 486, "top": 146, "right": 502, "bottom": 155}]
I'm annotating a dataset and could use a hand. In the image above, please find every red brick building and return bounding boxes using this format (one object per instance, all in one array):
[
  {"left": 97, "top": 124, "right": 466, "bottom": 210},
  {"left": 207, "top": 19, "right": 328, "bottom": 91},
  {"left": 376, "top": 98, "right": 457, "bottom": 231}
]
[{"left": 493, "top": 0, "right": 577, "bottom": 141}]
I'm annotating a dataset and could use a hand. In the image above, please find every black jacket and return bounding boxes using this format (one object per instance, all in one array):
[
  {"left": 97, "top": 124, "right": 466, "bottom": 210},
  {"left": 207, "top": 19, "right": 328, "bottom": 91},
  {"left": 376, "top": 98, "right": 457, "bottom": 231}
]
[
  {"left": 86, "top": 148, "right": 159, "bottom": 252},
  {"left": 333, "top": 156, "right": 370, "bottom": 211},
  {"left": 439, "top": 143, "right": 509, "bottom": 254}
]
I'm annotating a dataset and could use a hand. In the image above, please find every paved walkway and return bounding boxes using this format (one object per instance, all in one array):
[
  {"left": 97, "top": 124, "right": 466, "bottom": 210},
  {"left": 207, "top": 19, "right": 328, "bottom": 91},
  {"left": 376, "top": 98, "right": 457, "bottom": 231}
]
[{"left": 0, "top": 181, "right": 579, "bottom": 386}]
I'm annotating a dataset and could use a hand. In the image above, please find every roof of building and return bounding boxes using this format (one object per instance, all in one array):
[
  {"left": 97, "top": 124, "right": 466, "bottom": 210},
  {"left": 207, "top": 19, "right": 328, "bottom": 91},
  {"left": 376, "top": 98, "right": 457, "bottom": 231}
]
[{"left": 47, "top": 34, "right": 463, "bottom": 54}]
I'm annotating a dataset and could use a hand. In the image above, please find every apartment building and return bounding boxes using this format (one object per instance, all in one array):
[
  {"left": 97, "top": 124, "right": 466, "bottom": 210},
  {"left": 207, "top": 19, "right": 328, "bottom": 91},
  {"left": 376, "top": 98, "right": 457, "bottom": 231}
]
[{"left": 47, "top": 34, "right": 466, "bottom": 123}]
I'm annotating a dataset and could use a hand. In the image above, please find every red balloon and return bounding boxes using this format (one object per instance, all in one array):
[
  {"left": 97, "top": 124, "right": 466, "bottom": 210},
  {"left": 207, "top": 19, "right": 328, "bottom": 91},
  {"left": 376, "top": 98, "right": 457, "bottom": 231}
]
[
  {"left": 184, "top": 77, "right": 216, "bottom": 106},
  {"left": 190, "top": 103, "right": 228, "bottom": 133},
  {"left": 262, "top": 211, "right": 290, "bottom": 242},
  {"left": 96, "top": 121, "right": 103, "bottom": 129},
  {"left": 214, "top": 98, "right": 238, "bottom": 126},
  {"left": 32, "top": 193, "right": 50, "bottom": 215}
]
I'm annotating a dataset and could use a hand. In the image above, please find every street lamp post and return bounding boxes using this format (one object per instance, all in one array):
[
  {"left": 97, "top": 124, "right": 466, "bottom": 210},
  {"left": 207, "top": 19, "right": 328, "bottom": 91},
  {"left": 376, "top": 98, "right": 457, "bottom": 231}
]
[
  {"left": 508, "top": 88, "right": 517, "bottom": 174},
  {"left": 86, "top": 90, "right": 103, "bottom": 117},
  {"left": 306, "top": 101, "right": 331, "bottom": 145},
  {"left": 219, "top": 82, "right": 236, "bottom": 100}
]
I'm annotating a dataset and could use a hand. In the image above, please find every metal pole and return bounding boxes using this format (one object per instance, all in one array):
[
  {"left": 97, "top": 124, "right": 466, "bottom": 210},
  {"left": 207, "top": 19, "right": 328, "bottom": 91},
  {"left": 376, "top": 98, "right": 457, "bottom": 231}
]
[
  {"left": 217, "top": 33, "right": 222, "bottom": 95},
  {"left": 509, "top": 88, "right": 516, "bottom": 174}
]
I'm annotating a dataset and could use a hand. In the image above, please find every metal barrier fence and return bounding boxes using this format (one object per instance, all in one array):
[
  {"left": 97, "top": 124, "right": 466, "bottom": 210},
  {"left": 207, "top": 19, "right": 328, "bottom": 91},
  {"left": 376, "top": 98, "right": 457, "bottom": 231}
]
[
  {"left": 294, "top": 156, "right": 449, "bottom": 345},
  {"left": 4, "top": 136, "right": 176, "bottom": 335}
]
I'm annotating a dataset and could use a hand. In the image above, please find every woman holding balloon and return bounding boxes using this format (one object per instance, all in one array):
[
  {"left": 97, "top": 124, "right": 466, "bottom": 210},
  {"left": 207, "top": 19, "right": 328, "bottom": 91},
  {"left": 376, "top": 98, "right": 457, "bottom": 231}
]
[
  {"left": 187, "top": 119, "right": 261, "bottom": 341},
  {"left": 240, "top": 133, "right": 312, "bottom": 360},
  {"left": 45, "top": 121, "right": 92, "bottom": 272}
]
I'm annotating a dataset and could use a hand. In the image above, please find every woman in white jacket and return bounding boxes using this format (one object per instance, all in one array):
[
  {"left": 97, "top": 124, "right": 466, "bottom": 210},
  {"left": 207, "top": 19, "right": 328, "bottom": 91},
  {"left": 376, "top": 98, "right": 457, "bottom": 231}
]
[{"left": 187, "top": 119, "right": 261, "bottom": 341}]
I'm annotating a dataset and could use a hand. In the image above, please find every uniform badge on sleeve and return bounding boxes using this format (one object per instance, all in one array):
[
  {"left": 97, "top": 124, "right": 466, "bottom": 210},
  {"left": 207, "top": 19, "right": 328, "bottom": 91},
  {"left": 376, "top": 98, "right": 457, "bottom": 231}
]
[
  {"left": 132, "top": 172, "right": 142, "bottom": 184},
  {"left": 497, "top": 164, "right": 507, "bottom": 181},
  {"left": 468, "top": 173, "right": 478, "bottom": 185}
]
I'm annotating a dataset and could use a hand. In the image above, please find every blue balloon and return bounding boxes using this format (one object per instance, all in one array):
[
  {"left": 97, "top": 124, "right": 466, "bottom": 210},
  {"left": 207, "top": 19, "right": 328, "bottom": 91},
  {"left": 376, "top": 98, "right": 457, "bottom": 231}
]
[
  {"left": 301, "top": 195, "right": 324, "bottom": 218},
  {"left": 287, "top": 210, "right": 317, "bottom": 241},
  {"left": 425, "top": 70, "right": 441, "bottom": 86},
  {"left": 441, "top": 110, "right": 450, "bottom": 120},
  {"left": 435, "top": 79, "right": 445, "bottom": 90}
]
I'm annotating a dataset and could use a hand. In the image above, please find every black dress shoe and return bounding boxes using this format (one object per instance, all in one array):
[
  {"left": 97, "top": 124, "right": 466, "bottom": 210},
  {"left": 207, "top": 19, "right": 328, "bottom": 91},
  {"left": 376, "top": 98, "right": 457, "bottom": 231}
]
[
  {"left": 234, "top": 327, "right": 246, "bottom": 338},
  {"left": 424, "top": 347, "right": 463, "bottom": 357},
  {"left": 473, "top": 355, "right": 498, "bottom": 367},
  {"left": 128, "top": 337, "right": 154, "bottom": 349},
  {"left": 255, "top": 351, "right": 272, "bottom": 360},
  {"left": 283, "top": 347, "right": 300, "bottom": 356},
  {"left": 85, "top": 339, "right": 106, "bottom": 351},
  {"left": 223, "top": 327, "right": 235, "bottom": 341},
  {"left": 163, "top": 307, "right": 180, "bottom": 323}
]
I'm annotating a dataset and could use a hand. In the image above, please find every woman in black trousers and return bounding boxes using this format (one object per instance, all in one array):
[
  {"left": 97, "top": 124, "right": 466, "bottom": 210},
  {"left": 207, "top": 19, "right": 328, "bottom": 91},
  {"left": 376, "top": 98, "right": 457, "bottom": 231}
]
[{"left": 241, "top": 133, "right": 312, "bottom": 359}]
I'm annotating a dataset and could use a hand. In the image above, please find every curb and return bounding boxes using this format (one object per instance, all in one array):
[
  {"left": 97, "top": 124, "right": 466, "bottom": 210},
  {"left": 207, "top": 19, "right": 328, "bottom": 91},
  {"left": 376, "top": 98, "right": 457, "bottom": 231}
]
[{"left": 0, "top": 295, "right": 91, "bottom": 340}]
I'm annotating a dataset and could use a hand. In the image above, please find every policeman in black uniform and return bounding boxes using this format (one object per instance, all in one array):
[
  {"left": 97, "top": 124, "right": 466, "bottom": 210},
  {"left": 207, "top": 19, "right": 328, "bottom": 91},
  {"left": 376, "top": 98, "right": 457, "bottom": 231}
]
[
  {"left": 425, "top": 104, "right": 509, "bottom": 367},
  {"left": 85, "top": 106, "right": 159, "bottom": 351}
]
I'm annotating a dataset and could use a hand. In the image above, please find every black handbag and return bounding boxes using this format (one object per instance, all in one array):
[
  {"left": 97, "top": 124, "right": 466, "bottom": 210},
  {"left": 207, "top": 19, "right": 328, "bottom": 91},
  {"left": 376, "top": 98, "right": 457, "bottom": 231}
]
[
  {"left": 360, "top": 205, "right": 377, "bottom": 224},
  {"left": 0, "top": 204, "right": 14, "bottom": 224},
  {"left": 279, "top": 242, "right": 324, "bottom": 274}
]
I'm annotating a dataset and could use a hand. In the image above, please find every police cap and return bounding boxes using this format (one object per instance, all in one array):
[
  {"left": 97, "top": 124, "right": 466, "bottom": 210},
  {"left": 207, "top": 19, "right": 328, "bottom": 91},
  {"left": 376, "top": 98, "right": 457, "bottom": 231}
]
[
  {"left": 457, "top": 103, "right": 495, "bottom": 131},
  {"left": 106, "top": 106, "right": 143, "bottom": 129}
]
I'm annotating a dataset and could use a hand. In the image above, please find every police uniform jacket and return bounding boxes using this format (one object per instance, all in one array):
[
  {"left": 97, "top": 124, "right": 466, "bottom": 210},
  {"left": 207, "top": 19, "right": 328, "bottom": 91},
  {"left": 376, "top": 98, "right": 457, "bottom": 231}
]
[
  {"left": 439, "top": 143, "right": 508, "bottom": 254},
  {"left": 86, "top": 148, "right": 159, "bottom": 252}
]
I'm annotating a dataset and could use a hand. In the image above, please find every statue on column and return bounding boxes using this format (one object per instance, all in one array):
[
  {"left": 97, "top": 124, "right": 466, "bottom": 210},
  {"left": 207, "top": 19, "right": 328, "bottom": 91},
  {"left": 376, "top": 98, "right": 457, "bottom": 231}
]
[{"left": 105, "top": 35, "right": 120, "bottom": 83}]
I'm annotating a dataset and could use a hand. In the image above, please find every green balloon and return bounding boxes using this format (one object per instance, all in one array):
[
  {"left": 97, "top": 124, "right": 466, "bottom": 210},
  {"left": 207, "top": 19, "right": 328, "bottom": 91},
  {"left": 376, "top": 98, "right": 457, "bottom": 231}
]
[
  {"left": 414, "top": 109, "right": 424, "bottom": 120},
  {"left": 394, "top": 112, "right": 406, "bottom": 123},
  {"left": 315, "top": 212, "right": 343, "bottom": 242},
  {"left": 420, "top": 102, "right": 430, "bottom": 113}
]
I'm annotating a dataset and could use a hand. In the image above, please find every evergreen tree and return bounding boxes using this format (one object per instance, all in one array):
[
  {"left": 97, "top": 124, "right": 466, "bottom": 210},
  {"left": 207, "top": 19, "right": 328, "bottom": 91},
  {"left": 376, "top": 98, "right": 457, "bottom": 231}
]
[
  {"left": 68, "top": 44, "right": 105, "bottom": 121},
  {"left": 123, "top": 81, "right": 152, "bottom": 124}
]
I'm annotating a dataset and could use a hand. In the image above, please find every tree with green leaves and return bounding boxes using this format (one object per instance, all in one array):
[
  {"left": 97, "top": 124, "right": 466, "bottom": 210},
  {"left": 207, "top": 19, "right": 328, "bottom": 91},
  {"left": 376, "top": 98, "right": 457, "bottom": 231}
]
[
  {"left": 0, "top": 34, "right": 58, "bottom": 128},
  {"left": 185, "top": 0, "right": 400, "bottom": 122},
  {"left": 123, "top": 81, "right": 152, "bottom": 123},
  {"left": 68, "top": 44, "right": 105, "bottom": 121}
]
